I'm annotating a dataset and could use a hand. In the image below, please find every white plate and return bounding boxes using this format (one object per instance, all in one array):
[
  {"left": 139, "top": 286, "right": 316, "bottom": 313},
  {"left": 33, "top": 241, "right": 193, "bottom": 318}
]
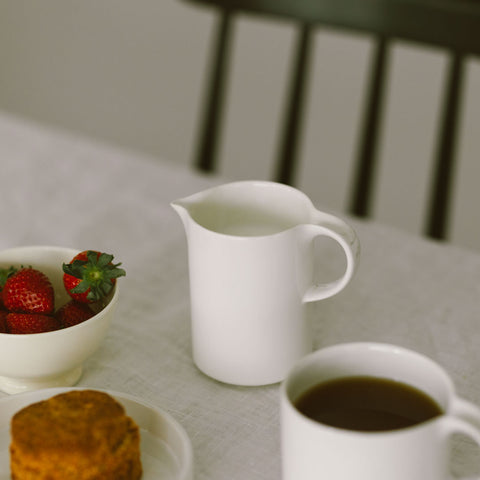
[{"left": 0, "top": 387, "right": 193, "bottom": 480}]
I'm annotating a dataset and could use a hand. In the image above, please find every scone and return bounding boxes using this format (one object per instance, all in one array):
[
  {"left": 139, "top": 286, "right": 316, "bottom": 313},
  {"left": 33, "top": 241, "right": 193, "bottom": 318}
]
[{"left": 10, "top": 389, "right": 142, "bottom": 480}]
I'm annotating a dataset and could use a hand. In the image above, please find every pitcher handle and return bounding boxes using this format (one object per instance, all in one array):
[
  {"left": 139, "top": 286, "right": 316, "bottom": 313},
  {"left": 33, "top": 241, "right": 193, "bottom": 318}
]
[
  {"left": 302, "top": 212, "right": 360, "bottom": 302},
  {"left": 445, "top": 397, "right": 480, "bottom": 479}
]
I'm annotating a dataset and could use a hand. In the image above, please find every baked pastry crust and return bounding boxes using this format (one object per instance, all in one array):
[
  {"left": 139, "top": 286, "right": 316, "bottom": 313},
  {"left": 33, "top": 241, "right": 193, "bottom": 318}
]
[{"left": 10, "top": 389, "right": 142, "bottom": 479}]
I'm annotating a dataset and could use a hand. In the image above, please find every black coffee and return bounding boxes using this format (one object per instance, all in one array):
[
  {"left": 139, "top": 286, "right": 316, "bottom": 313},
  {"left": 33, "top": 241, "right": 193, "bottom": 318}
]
[{"left": 294, "top": 376, "right": 443, "bottom": 432}]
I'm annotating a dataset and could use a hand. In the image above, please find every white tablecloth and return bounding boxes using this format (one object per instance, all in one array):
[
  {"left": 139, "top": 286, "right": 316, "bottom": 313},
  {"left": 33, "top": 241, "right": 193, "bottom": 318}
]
[{"left": 1, "top": 111, "right": 479, "bottom": 478}]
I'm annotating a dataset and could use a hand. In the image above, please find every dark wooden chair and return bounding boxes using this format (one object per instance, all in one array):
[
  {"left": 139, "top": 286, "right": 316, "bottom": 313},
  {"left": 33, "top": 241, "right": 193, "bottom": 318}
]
[{"left": 183, "top": 0, "right": 480, "bottom": 240}]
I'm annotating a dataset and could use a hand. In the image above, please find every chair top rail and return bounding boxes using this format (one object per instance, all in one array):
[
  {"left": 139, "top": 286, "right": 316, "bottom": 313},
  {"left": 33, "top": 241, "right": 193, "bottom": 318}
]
[{"left": 184, "top": 0, "right": 480, "bottom": 55}]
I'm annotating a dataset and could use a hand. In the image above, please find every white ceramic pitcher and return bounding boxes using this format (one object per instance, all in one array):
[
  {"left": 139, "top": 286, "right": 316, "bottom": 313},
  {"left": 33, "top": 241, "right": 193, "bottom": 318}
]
[{"left": 172, "top": 181, "right": 360, "bottom": 386}]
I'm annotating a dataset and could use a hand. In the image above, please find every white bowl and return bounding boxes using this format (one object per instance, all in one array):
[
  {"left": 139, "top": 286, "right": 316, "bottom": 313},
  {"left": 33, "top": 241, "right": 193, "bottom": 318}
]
[{"left": 0, "top": 245, "right": 118, "bottom": 394}]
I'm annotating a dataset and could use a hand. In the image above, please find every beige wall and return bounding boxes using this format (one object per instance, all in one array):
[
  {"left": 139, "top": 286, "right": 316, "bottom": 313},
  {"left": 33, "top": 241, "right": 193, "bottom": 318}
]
[{"left": 0, "top": 1, "right": 479, "bottom": 250}]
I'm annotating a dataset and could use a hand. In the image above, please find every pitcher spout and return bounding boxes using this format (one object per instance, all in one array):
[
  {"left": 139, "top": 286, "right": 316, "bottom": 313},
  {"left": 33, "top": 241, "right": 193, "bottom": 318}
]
[
  {"left": 171, "top": 187, "right": 209, "bottom": 231},
  {"left": 170, "top": 199, "right": 192, "bottom": 230}
]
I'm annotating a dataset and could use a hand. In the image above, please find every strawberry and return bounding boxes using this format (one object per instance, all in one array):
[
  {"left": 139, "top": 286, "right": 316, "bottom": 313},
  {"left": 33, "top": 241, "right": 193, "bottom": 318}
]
[
  {"left": 0, "top": 266, "right": 17, "bottom": 309},
  {"left": 0, "top": 311, "right": 8, "bottom": 333},
  {"left": 6, "top": 313, "right": 61, "bottom": 334},
  {"left": 56, "top": 300, "right": 94, "bottom": 328},
  {"left": 62, "top": 250, "right": 125, "bottom": 303},
  {"left": 3, "top": 267, "right": 55, "bottom": 314}
]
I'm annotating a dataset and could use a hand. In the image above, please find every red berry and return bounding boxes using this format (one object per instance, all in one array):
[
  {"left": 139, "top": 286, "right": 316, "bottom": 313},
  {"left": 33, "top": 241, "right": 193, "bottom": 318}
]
[
  {"left": 0, "top": 311, "right": 8, "bottom": 333},
  {"left": 0, "top": 266, "right": 17, "bottom": 309},
  {"left": 56, "top": 300, "right": 95, "bottom": 328},
  {"left": 3, "top": 268, "right": 55, "bottom": 314},
  {"left": 62, "top": 250, "right": 125, "bottom": 303},
  {"left": 6, "top": 313, "right": 61, "bottom": 334}
]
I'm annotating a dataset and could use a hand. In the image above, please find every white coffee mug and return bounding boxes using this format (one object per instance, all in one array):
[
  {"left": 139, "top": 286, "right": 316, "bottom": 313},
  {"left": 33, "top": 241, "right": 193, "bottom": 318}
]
[
  {"left": 172, "top": 181, "right": 360, "bottom": 386},
  {"left": 281, "top": 342, "right": 480, "bottom": 480}
]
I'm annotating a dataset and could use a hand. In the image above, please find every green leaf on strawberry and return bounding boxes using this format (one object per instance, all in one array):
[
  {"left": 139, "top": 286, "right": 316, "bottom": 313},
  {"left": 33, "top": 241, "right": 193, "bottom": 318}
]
[
  {"left": 0, "top": 266, "right": 17, "bottom": 289},
  {"left": 62, "top": 250, "right": 125, "bottom": 303}
]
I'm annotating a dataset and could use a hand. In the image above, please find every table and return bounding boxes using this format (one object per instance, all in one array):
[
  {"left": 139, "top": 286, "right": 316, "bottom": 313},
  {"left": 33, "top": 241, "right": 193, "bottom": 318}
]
[{"left": 0, "top": 110, "right": 479, "bottom": 478}]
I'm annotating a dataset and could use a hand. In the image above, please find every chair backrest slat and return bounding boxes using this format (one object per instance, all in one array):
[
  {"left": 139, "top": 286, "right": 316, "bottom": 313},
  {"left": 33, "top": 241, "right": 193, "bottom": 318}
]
[
  {"left": 275, "top": 23, "right": 314, "bottom": 185},
  {"left": 426, "top": 51, "right": 465, "bottom": 239},
  {"left": 195, "top": 9, "right": 234, "bottom": 173},
  {"left": 348, "top": 36, "right": 389, "bottom": 219}
]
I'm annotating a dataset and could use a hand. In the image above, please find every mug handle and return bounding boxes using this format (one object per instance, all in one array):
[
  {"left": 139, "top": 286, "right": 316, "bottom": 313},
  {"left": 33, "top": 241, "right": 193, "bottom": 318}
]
[
  {"left": 302, "top": 211, "right": 360, "bottom": 302},
  {"left": 444, "top": 397, "right": 480, "bottom": 479}
]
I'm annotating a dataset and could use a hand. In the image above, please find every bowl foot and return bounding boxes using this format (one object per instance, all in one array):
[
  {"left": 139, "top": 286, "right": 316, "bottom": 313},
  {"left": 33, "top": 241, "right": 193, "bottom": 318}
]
[{"left": 0, "top": 366, "right": 83, "bottom": 394}]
